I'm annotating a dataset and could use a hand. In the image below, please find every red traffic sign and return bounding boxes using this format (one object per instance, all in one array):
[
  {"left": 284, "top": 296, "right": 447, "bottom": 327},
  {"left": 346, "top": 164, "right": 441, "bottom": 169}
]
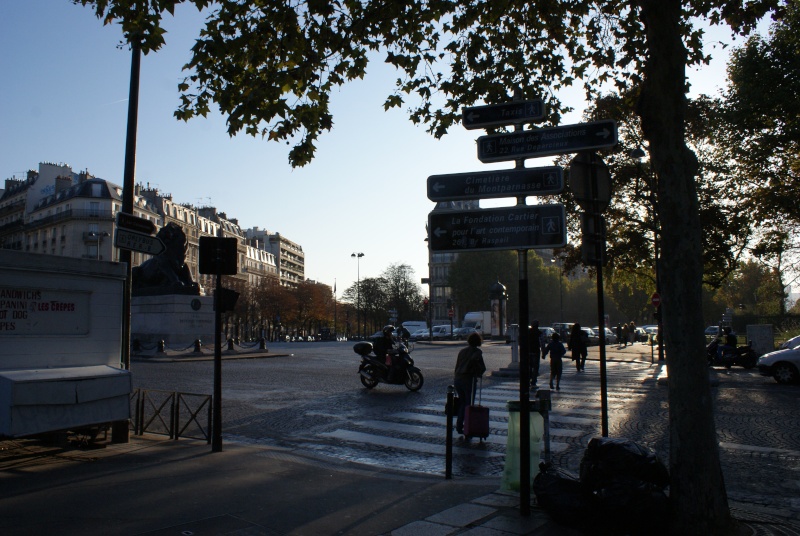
[
  {"left": 117, "top": 212, "right": 156, "bottom": 235},
  {"left": 651, "top": 292, "right": 661, "bottom": 308},
  {"left": 448, "top": 309, "right": 454, "bottom": 318}
]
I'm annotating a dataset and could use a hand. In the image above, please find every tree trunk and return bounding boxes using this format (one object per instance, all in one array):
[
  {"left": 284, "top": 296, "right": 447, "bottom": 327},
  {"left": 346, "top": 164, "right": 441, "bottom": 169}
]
[{"left": 637, "top": 1, "right": 733, "bottom": 534}]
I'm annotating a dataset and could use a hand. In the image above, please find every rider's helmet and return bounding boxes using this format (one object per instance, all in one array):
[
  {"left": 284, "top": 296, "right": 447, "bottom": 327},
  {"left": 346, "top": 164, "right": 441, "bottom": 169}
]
[{"left": 383, "top": 325, "right": 395, "bottom": 336}]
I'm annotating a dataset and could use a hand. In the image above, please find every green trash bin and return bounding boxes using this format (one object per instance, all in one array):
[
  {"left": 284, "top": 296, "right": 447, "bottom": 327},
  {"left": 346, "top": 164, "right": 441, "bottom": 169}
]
[{"left": 502, "top": 400, "right": 545, "bottom": 492}]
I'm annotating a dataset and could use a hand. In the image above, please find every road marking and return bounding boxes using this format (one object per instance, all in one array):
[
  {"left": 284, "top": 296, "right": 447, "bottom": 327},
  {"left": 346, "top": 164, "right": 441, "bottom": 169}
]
[
  {"left": 319, "top": 429, "right": 502, "bottom": 457},
  {"left": 718, "top": 441, "right": 800, "bottom": 457}
]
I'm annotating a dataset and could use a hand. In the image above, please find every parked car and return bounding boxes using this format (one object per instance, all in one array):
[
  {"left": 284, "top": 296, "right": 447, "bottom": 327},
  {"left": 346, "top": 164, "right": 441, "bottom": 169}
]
[
  {"left": 704, "top": 325, "right": 720, "bottom": 337},
  {"left": 552, "top": 322, "right": 575, "bottom": 342},
  {"left": 779, "top": 334, "right": 800, "bottom": 350},
  {"left": 757, "top": 346, "right": 800, "bottom": 384},
  {"left": 634, "top": 327, "right": 648, "bottom": 343},
  {"left": 431, "top": 325, "right": 453, "bottom": 340},
  {"left": 410, "top": 329, "right": 429, "bottom": 341},
  {"left": 581, "top": 327, "right": 600, "bottom": 346},
  {"left": 593, "top": 327, "right": 617, "bottom": 345},
  {"left": 453, "top": 326, "right": 478, "bottom": 340}
]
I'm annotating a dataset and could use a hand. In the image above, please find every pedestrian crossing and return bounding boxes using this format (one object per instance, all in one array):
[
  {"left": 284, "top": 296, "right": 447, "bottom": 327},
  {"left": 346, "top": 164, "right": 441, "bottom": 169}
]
[{"left": 311, "top": 365, "right": 658, "bottom": 476}]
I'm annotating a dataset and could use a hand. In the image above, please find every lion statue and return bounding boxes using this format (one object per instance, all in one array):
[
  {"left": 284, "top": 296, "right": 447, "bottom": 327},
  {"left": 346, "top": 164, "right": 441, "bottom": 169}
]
[{"left": 132, "top": 222, "right": 200, "bottom": 296}]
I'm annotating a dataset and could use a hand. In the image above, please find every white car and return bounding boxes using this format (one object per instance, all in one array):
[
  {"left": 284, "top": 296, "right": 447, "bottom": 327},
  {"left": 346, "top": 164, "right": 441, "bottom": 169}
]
[
  {"left": 757, "top": 347, "right": 800, "bottom": 384},
  {"left": 410, "top": 329, "right": 429, "bottom": 341},
  {"left": 779, "top": 334, "right": 800, "bottom": 350}
]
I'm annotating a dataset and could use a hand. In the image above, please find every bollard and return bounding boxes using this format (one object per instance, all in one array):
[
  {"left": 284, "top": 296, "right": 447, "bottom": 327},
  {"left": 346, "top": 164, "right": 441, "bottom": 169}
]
[
  {"left": 194, "top": 339, "right": 202, "bottom": 352},
  {"left": 227, "top": 338, "right": 234, "bottom": 351},
  {"left": 157, "top": 340, "right": 165, "bottom": 353},
  {"left": 537, "top": 389, "right": 552, "bottom": 464},
  {"left": 445, "top": 385, "right": 455, "bottom": 479},
  {"left": 260, "top": 337, "right": 267, "bottom": 350}
]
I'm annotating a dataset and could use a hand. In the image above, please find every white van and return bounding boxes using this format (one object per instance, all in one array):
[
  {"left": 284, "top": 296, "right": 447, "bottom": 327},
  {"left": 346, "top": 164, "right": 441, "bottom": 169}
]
[
  {"left": 431, "top": 325, "right": 453, "bottom": 340},
  {"left": 401, "top": 321, "right": 427, "bottom": 335}
]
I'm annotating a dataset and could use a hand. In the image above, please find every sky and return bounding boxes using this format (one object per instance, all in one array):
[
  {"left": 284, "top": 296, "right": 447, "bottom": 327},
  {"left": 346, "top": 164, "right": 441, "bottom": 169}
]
[{"left": 1, "top": 1, "right": 758, "bottom": 296}]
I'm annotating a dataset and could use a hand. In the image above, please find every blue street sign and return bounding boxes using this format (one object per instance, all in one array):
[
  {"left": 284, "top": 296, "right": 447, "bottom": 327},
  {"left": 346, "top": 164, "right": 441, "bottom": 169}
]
[
  {"left": 477, "top": 120, "right": 617, "bottom": 163},
  {"left": 428, "top": 204, "right": 566, "bottom": 253},
  {"left": 427, "top": 166, "right": 563, "bottom": 201},
  {"left": 462, "top": 100, "right": 546, "bottom": 130}
]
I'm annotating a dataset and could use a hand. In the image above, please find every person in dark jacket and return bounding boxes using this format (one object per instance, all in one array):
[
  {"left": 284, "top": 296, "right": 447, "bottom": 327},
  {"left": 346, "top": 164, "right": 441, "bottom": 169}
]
[
  {"left": 569, "top": 323, "right": 588, "bottom": 371},
  {"left": 373, "top": 325, "right": 398, "bottom": 381},
  {"left": 543, "top": 332, "right": 566, "bottom": 390},
  {"left": 453, "top": 332, "right": 486, "bottom": 435}
]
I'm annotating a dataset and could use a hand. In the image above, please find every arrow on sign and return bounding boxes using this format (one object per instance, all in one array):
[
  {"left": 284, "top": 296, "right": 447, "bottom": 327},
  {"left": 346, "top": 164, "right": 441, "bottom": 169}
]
[
  {"left": 476, "top": 119, "right": 618, "bottom": 163},
  {"left": 427, "top": 166, "right": 563, "bottom": 202},
  {"left": 115, "top": 228, "right": 165, "bottom": 256}
]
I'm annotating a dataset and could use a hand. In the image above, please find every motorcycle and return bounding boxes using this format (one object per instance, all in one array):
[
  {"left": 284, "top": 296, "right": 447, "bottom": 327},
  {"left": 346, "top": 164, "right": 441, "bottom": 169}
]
[
  {"left": 354, "top": 341, "right": 424, "bottom": 391},
  {"left": 706, "top": 338, "right": 758, "bottom": 369}
]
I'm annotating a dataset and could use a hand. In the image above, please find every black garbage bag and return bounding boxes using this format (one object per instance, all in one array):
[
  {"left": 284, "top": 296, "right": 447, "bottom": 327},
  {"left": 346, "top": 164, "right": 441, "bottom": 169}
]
[
  {"left": 580, "top": 437, "right": 670, "bottom": 490},
  {"left": 533, "top": 462, "right": 597, "bottom": 530},
  {"left": 579, "top": 437, "right": 670, "bottom": 535}
]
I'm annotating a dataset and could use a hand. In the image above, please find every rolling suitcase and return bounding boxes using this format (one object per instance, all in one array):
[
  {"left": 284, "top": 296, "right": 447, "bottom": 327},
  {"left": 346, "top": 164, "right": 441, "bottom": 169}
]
[{"left": 464, "top": 377, "right": 490, "bottom": 440}]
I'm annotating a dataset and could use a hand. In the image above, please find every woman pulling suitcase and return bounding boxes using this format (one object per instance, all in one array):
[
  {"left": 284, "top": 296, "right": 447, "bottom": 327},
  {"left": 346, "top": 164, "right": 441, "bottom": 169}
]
[{"left": 453, "top": 332, "right": 487, "bottom": 437}]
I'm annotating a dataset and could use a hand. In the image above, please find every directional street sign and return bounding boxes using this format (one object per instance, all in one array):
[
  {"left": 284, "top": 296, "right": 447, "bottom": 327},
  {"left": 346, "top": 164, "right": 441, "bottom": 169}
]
[
  {"left": 428, "top": 204, "right": 566, "bottom": 253},
  {"left": 115, "top": 228, "right": 165, "bottom": 255},
  {"left": 117, "top": 212, "right": 156, "bottom": 235},
  {"left": 462, "top": 100, "right": 545, "bottom": 130},
  {"left": 476, "top": 120, "right": 618, "bottom": 163},
  {"left": 427, "top": 166, "right": 563, "bottom": 202}
]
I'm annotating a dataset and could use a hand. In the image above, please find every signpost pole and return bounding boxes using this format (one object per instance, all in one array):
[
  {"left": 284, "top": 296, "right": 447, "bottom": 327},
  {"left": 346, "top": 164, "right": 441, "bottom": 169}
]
[
  {"left": 212, "top": 264, "right": 223, "bottom": 452},
  {"left": 589, "top": 153, "right": 610, "bottom": 438},
  {"left": 111, "top": 37, "right": 141, "bottom": 444},
  {"left": 510, "top": 92, "right": 532, "bottom": 515}
]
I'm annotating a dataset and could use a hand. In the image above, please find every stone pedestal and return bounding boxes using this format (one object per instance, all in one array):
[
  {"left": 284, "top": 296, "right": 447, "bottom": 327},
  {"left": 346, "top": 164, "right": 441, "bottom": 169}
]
[{"left": 131, "top": 295, "right": 214, "bottom": 348}]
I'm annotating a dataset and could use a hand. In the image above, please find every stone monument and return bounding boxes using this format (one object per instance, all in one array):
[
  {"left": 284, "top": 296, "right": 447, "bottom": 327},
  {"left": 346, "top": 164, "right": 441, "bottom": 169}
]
[{"left": 131, "top": 223, "right": 214, "bottom": 349}]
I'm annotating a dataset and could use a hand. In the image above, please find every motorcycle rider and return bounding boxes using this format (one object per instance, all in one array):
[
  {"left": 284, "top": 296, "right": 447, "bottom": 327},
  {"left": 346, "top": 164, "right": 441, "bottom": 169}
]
[
  {"left": 718, "top": 326, "right": 738, "bottom": 358},
  {"left": 373, "top": 325, "right": 399, "bottom": 381}
]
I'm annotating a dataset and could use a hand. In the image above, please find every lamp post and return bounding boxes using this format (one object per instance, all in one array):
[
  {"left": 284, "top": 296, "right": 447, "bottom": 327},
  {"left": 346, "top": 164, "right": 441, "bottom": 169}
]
[
  {"left": 551, "top": 256, "right": 563, "bottom": 322},
  {"left": 89, "top": 231, "right": 111, "bottom": 260},
  {"left": 630, "top": 147, "right": 664, "bottom": 362},
  {"left": 351, "top": 252, "right": 364, "bottom": 339}
]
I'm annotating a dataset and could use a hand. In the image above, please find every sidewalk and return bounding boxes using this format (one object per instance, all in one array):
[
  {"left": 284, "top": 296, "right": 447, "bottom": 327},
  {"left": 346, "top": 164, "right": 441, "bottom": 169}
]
[
  {"left": 0, "top": 434, "right": 564, "bottom": 536},
  {"left": 3, "top": 429, "right": 799, "bottom": 535}
]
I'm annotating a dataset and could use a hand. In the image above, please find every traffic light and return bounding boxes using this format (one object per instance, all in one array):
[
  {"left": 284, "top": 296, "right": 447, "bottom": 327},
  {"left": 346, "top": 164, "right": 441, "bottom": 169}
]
[
  {"left": 447, "top": 298, "right": 452, "bottom": 309},
  {"left": 580, "top": 212, "right": 606, "bottom": 266},
  {"left": 423, "top": 298, "right": 429, "bottom": 312}
]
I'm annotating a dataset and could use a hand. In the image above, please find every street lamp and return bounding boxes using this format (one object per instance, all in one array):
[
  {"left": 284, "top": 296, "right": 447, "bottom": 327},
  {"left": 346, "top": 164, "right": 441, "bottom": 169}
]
[
  {"left": 351, "top": 252, "right": 364, "bottom": 339},
  {"left": 88, "top": 231, "right": 111, "bottom": 260},
  {"left": 629, "top": 147, "right": 664, "bottom": 362}
]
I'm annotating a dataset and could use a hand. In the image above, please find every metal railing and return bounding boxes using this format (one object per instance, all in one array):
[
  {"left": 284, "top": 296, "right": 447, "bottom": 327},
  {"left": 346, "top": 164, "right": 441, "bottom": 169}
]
[{"left": 130, "top": 388, "right": 212, "bottom": 443}]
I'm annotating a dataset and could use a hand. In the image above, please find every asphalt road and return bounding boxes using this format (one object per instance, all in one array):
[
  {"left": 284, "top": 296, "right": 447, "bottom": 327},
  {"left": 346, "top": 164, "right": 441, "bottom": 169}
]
[{"left": 130, "top": 340, "right": 800, "bottom": 516}]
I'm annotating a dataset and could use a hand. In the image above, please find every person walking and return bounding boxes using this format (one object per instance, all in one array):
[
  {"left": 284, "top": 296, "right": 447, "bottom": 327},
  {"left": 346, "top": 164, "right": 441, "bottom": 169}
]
[
  {"left": 528, "top": 320, "right": 543, "bottom": 387},
  {"left": 628, "top": 321, "right": 637, "bottom": 346},
  {"left": 621, "top": 323, "right": 629, "bottom": 348},
  {"left": 569, "top": 323, "right": 588, "bottom": 371},
  {"left": 616, "top": 323, "right": 623, "bottom": 348},
  {"left": 453, "top": 332, "right": 487, "bottom": 435},
  {"left": 543, "top": 332, "right": 566, "bottom": 391}
]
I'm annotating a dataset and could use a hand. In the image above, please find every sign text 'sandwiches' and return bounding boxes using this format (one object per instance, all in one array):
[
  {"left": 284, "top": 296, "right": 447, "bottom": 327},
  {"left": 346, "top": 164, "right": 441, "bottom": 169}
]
[{"left": 0, "top": 287, "right": 90, "bottom": 335}]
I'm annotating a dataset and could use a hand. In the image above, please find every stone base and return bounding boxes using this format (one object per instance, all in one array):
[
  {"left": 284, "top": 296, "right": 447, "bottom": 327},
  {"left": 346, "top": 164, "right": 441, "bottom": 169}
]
[
  {"left": 131, "top": 295, "right": 214, "bottom": 348},
  {"left": 492, "top": 361, "right": 521, "bottom": 378}
]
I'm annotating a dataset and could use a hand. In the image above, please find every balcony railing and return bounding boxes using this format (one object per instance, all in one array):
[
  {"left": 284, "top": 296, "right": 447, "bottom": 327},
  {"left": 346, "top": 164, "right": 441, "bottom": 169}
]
[{"left": 26, "top": 209, "right": 115, "bottom": 230}]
